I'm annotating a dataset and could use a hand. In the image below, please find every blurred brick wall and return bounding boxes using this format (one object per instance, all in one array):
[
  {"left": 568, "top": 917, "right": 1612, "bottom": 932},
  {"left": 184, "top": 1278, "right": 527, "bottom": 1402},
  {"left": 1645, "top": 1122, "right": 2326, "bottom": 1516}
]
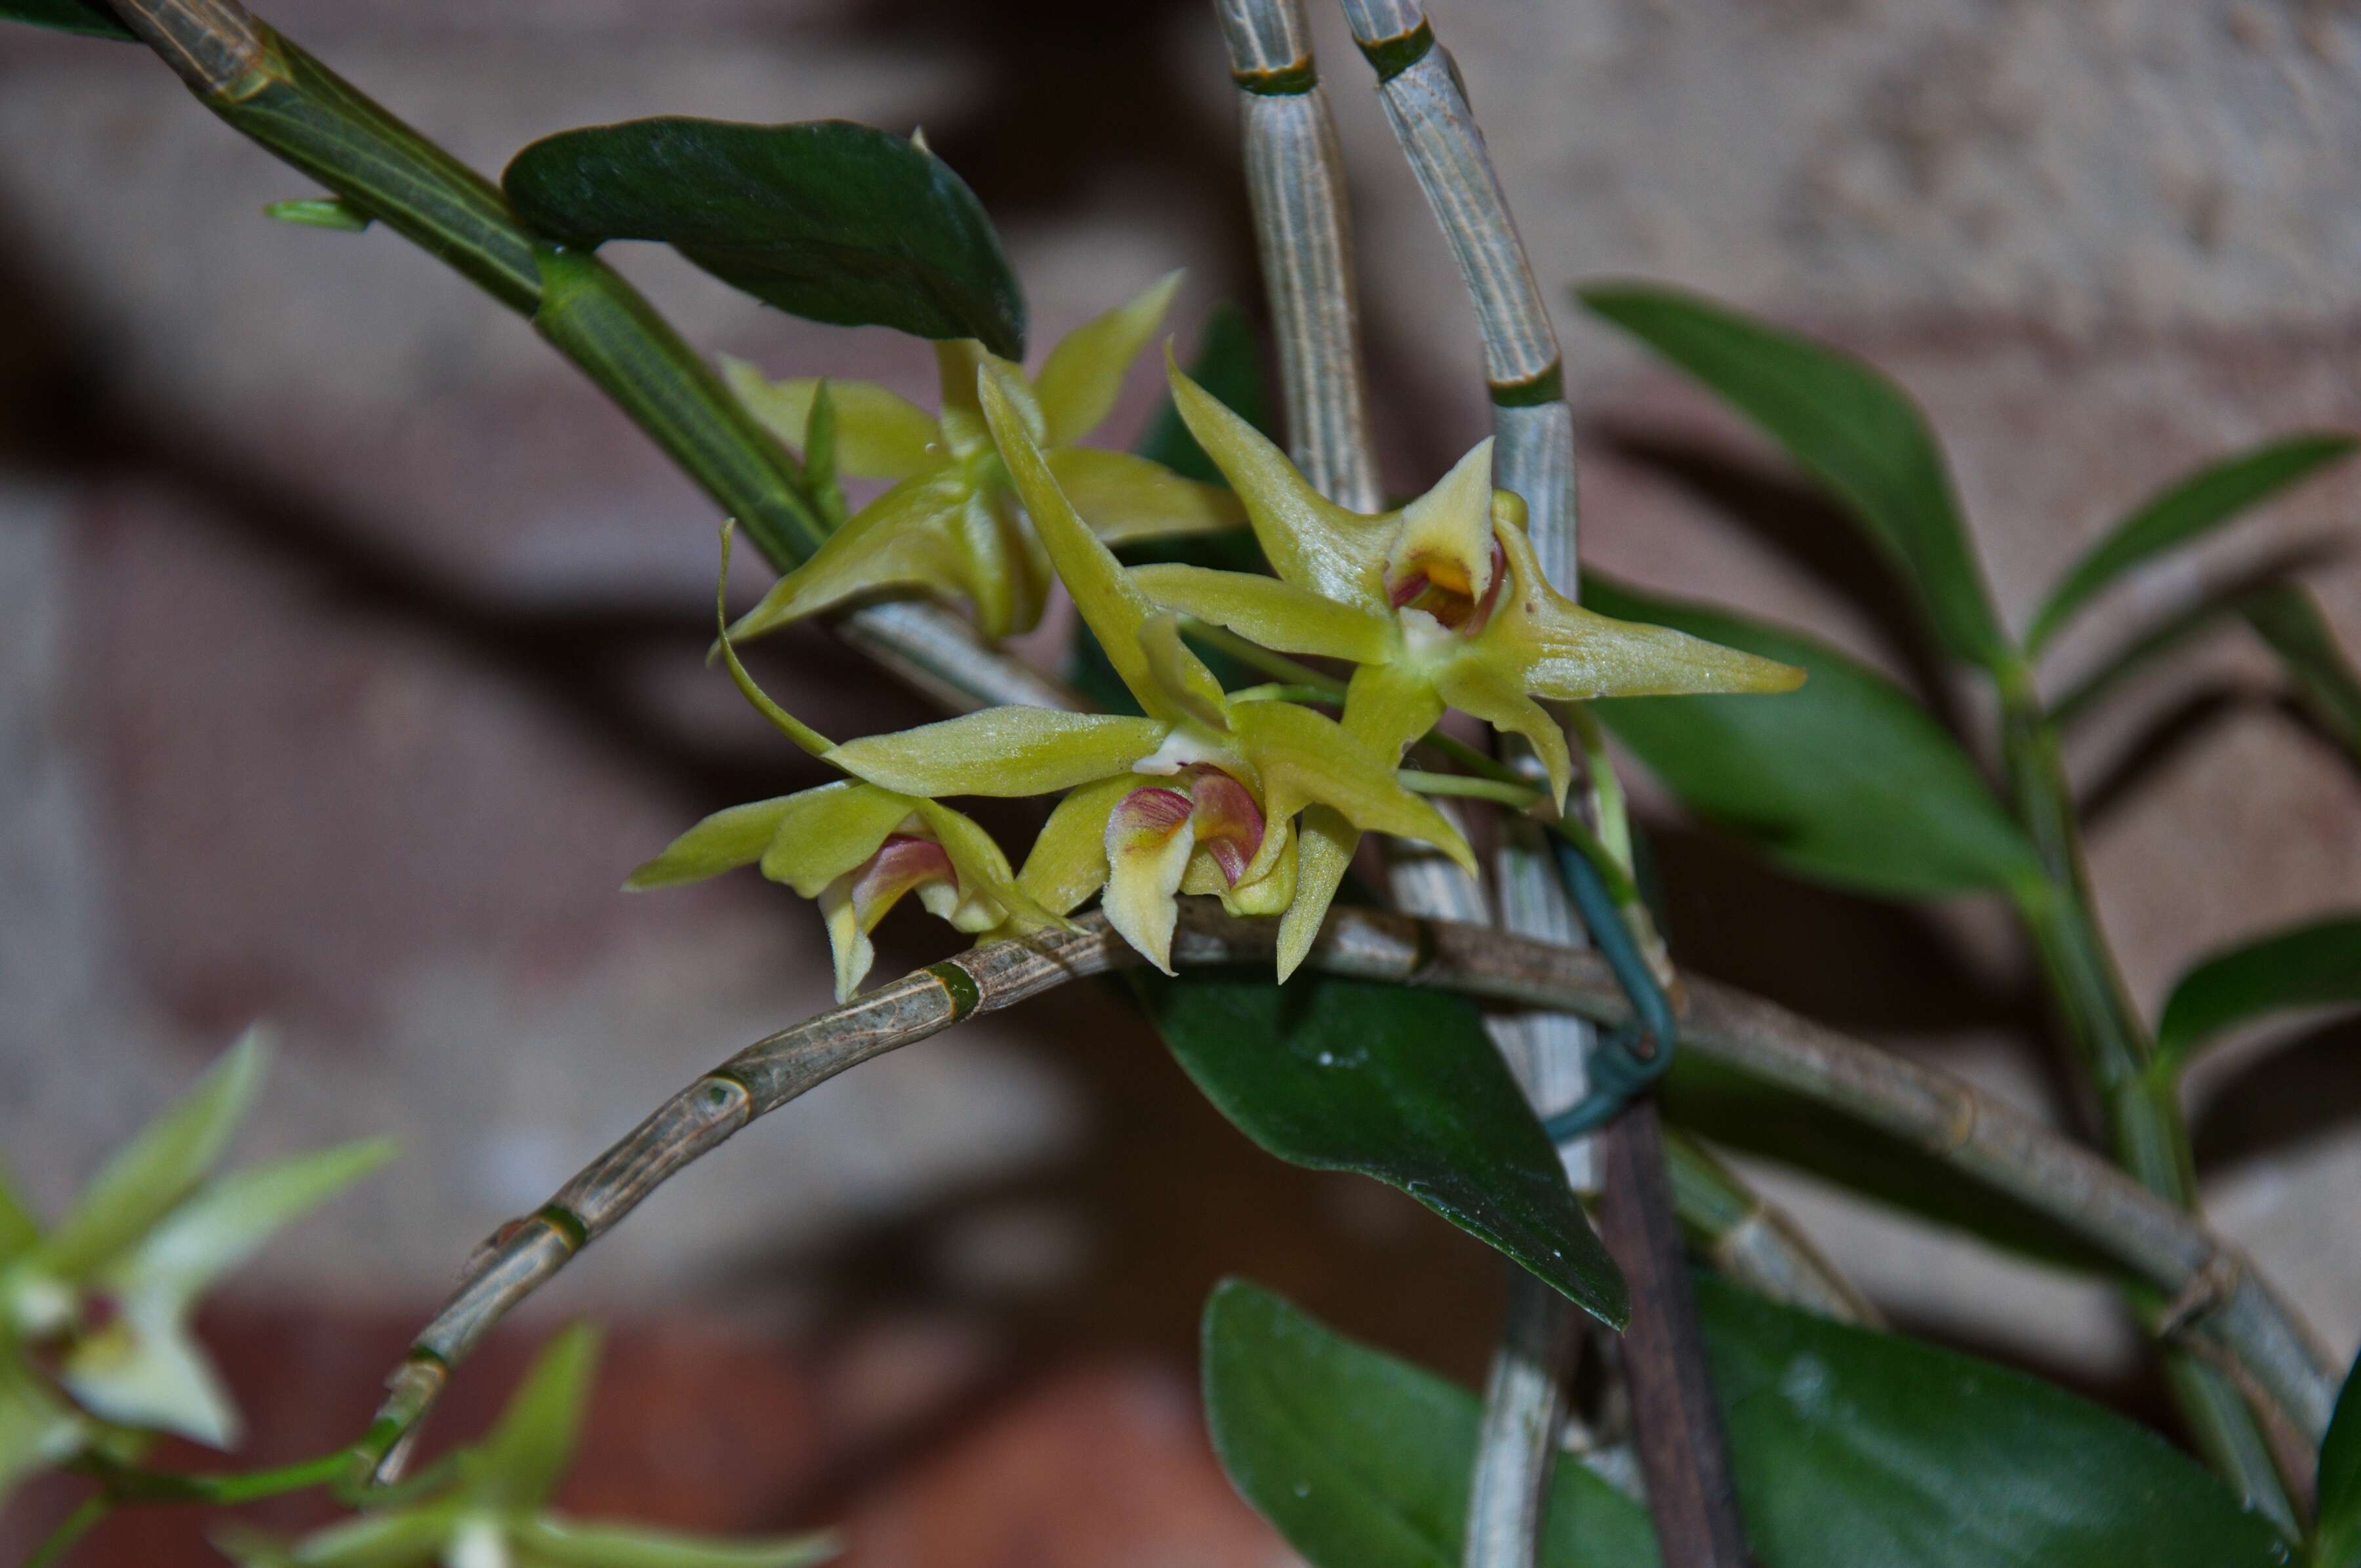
[{"left": 3, "top": 0, "right": 2359, "bottom": 1560}]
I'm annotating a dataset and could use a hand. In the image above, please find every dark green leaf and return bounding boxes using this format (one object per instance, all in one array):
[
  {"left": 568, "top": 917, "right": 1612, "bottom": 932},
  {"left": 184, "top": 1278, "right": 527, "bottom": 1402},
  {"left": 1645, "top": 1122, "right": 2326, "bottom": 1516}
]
[
  {"left": 1137, "top": 973, "right": 1626, "bottom": 1328},
  {"left": 1205, "top": 1278, "right": 2289, "bottom": 1568},
  {"left": 504, "top": 118, "right": 1024, "bottom": 357},
  {"left": 2027, "top": 433, "right": 2354, "bottom": 655},
  {"left": 1200, "top": 1279, "right": 1655, "bottom": 1568},
  {"left": 0, "top": 0, "right": 134, "bottom": 39},
  {"left": 1580, "top": 281, "right": 2010, "bottom": 672},
  {"left": 1584, "top": 575, "right": 2043, "bottom": 900},
  {"left": 2318, "top": 1349, "right": 2361, "bottom": 1567},
  {"left": 2154, "top": 915, "right": 2361, "bottom": 1070},
  {"left": 2243, "top": 582, "right": 2361, "bottom": 763},
  {"left": 1700, "top": 1276, "right": 2290, "bottom": 1566},
  {"left": 2049, "top": 576, "right": 2274, "bottom": 729}
]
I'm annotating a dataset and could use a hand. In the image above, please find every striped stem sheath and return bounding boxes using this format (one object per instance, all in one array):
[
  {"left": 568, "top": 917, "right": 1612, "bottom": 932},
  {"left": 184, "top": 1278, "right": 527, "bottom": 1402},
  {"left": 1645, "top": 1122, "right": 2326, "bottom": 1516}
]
[
  {"left": 1213, "top": 0, "right": 1384, "bottom": 512},
  {"left": 1328, "top": 4, "right": 1596, "bottom": 1556},
  {"left": 357, "top": 905, "right": 2338, "bottom": 1484}
]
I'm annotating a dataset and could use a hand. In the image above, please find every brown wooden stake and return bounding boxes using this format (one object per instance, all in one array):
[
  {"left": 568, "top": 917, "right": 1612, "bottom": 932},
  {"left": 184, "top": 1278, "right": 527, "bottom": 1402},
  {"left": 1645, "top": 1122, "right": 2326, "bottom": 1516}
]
[{"left": 1596, "top": 1097, "right": 1754, "bottom": 1568}]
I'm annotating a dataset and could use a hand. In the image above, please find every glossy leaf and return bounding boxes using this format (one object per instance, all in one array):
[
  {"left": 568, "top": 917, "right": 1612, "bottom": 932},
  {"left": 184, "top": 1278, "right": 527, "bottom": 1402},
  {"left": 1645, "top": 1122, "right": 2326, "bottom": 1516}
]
[
  {"left": 0, "top": 0, "right": 133, "bottom": 39},
  {"left": 35, "top": 1030, "right": 269, "bottom": 1283},
  {"left": 1584, "top": 576, "right": 2043, "bottom": 900},
  {"left": 516, "top": 1517, "right": 839, "bottom": 1568},
  {"left": 466, "top": 1322, "right": 599, "bottom": 1510},
  {"left": 1579, "top": 282, "right": 2010, "bottom": 672},
  {"left": 1135, "top": 974, "right": 1626, "bottom": 1327},
  {"left": 2319, "top": 1348, "right": 2361, "bottom": 1568},
  {"left": 2026, "top": 433, "right": 2355, "bottom": 655},
  {"left": 1701, "top": 1276, "right": 2288, "bottom": 1567},
  {"left": 1205, "top": 1277, "right": 2288, "bottom": 1568},
  {"left": 2244, "top": 581, "right": 2361, "bottom": 762},
  {"left": 1200, "top": 1279, "right": 1654, "bottom": 1568},
  {"left": 2154, "top": 915, "right": 2361, "bottom": 1070},
  {"left": 504, "top": 118, "right": 1024, "bottom": 357}
]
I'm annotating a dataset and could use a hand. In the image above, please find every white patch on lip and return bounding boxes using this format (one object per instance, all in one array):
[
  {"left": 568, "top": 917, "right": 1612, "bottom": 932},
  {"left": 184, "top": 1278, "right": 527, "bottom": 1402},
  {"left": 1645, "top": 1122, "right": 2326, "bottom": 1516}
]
[
  {"left": 1131, "top": 727, "right": 1228, "bottom": 776},
  {"left": 1397, "top": 605, "right": 1457, "bottom": 659}
]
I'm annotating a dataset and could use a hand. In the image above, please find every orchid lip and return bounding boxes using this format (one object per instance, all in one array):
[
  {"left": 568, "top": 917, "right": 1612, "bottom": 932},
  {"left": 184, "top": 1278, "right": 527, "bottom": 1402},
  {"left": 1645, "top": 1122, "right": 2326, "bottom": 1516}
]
[{"left": 1387, "top": 540, "right": 1508, "bottom": 635}]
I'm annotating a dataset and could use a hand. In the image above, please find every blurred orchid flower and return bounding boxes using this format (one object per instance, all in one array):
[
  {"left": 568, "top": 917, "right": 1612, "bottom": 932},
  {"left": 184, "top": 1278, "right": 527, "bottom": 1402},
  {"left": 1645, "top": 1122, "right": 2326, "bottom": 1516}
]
[
  {"left": 721, "top": 272, "right": 1243, "bottom": 641},
  {"left": 0, "top": 1031, "right": 390, "bottom": 1495},
  {"left": 628, "top": 527, "right": 1054, "bottom": 1001},
  {"left": 221, "top": 1324, "right": 835, "bottom": 1568},
  {"left": 818, "top": 363, "right": 1475, "bottom": 975},
  {"left": 1138, "top": 359, "right": 1806, "bottom": 975}
]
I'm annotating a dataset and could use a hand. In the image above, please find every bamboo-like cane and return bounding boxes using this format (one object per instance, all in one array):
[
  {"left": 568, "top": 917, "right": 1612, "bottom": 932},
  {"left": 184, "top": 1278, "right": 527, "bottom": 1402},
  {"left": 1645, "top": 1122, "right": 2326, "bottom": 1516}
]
[{"left": 353, "top": 905, "right": 2339, "bottom": 1486}]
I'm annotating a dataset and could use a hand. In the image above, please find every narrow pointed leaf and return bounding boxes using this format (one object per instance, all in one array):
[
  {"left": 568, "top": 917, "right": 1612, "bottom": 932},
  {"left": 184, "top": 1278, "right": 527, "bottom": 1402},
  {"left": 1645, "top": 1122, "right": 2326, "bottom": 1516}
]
[
  {"left": 1134, "top": 976, "right": 1625, "bottom": 1327},
  {"left": 1207, "top": 1277, "right": 2288, "bottom": 1568},
  {"left": 1584, "top": 576, "right": 2042, "bottom": 900},
  {"left": 2242, "top": 581, "right": 2361, "bottom": 761},
  {"left": 1032, "top": 271, "right": 1180, "bottom": 447},
  {"left": 2153, "top": 915, "right": 2361, "bottom": 1071},
  {"left": 719, "top": 361, "right": 940, "bottom": 481},
  {"left": 1044, "top": 447, "right": 1243, "bottom": 544},
  {"left": 1132, "top": 563, "right": 1392, "bottom": 664},
  {"left": 37, "top": 1031, "right": 270, "bottom": 1283},
  {"left": 827, "top": 708, "right": 1165, "bottom": 797},
  {"left": 517, "top": 1517, "right": 839, "bottom": 1568},
  {"left": 504, "top": 119, "right": 1024, "bottom": 356},
  {"left": 1200, "top": 1279, "right": 1651, "bottom": 1568},
  {"left": 115, "top": 1138, "right": 394, "bottom": 1308},
  {"left": 2319, "top": 1348, "right": 2361, "bottom": 1568},
  {"left": 1580, "top": 281, "right": 2009, "bottom": 672},
  {"left": 2027, "top": 433, "right": 2354, "bottom": 654},
  {"left": 468, "top": 1322, "right": 600, "bottom": 1510},
  {"left": 0, "top": 0, "right": 133, "bottom": 39}
]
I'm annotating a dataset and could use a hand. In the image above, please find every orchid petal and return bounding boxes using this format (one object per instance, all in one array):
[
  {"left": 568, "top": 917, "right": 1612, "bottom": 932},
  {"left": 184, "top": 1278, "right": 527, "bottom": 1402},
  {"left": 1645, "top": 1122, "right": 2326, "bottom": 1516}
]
[
  {"left": 1045, "top": 447, "right": 1243, "bottom": 543},
  {"left": 933, "top": 339, "right": 1022, "bottom": 458},
  {"left": 113, "top": 1139, "right": 393, "bottom": 1311},
  {"left": 1017, "top": 777, "right": 1133, "bottom": 918},
  {"left": 1434, "top": 657, "right": 1574, "bottom": 806},
  {"left": 62, "top": 1304, "right": 239, "bottom": 1448},
  {"left": 0, "top": 1160, "right": 40, "bottom": 1266},
  {"left": 1131, "top": 563, "right": 1392, "bottom": 664},
  {"left": 626, "top": 796, "right": 800, "bottom": 889},
  {"left": 820, "top": 879, "right": 879, "bottom": 1001},
  {"left": 1185, "top": 767, "right": 1266, "bottom": 888},
  {"left": 980, "top": 365, "right": 1180, "bottom": 719},
  {"left": 727, "top": 473, "right": 969, "bottom": 642},
  {"left": 1274, "top": 807, "right": 1356, "bottom": 982},
  {"left": 1163, "top": 357, "right": 1390, "bottom": 610},
  {"left": 755, "top": 780, "right": 916, "bottom": 896},
  {"left": 1033, "top": 271, "right": 1182, "bottom": 447},
  {"left": 219, "top": 1509, "right": 458, "bottom": 1568},
  {"left": 911, "top": 799, "right": 1054, "bottom": 933},
  {"left": 0, "top": 1361, "right": 83, "bottom": 1502},
  {"left": 1139, "top": 614, "right": 1230, "bottom": 733},
  {"left": 1487, "top": 522, "right": 1807, "bottom": 698},
  {"left": 720, "top": 359, "right": 940, "bottom": 480},
  {"left": 35, "top": 1031, "right": 266, "bottom": 1285},
  {"left": 1338, "top": 658, "right": 1447, "bottom": 761},
  {"left": 828, "top": 708, "right": 1167, "bottom": 797},
  {"left": 466, "top": 1321, "right": 598, "bottom": 1510},
  {"left": 712, "top": 523, "right": 834, "bottom": 760},
  {"left": 1228, "top": 699, "right": 1476, "bottom": 879},
  {"left": 1103, "top": 787, "right": 1196, "bottom": 974},
  {"left": 514, "top": 1515, "right": 838, "bottom": 1568},
  {"left": 1384, "top": 440, "right": 1498, "bottom": 607}
]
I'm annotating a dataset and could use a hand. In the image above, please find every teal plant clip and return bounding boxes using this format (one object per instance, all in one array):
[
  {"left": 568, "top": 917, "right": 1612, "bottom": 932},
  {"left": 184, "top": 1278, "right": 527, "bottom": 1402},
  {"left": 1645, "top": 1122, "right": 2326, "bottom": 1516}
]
[{"left": 1543, "top": 834, "right": 1676, "bottom": 1140}]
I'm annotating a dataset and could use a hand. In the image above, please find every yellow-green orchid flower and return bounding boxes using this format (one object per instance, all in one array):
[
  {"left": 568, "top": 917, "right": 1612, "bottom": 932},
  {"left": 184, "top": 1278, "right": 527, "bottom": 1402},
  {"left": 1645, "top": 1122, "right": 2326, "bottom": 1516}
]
[
  {"left": 1139, "top": 359, "right": 1806, "bottom": 976},
  {"left": 0, "top": 1032, "right": 388, "bottom": 1494},
  {"left": 629, "top": 529, "right": 1053, "bottom": 1001},
  {"left": 817, "top": 362, "right": 1476, "bottom": 976},
  {"left": 722, "top": 272, "right": 1243, "bottom": 641}
]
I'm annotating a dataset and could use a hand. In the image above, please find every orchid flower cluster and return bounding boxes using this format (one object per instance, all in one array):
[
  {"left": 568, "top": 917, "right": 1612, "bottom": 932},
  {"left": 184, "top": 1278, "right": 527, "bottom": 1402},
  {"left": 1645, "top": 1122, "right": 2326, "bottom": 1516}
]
[{"left": 637, "top": 288, "right": 1803, "bottom": 999}]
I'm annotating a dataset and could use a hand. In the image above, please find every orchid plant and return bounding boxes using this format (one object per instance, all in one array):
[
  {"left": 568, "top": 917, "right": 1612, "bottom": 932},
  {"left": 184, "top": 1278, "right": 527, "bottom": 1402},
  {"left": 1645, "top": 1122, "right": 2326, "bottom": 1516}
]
[{"left": 11, "top": 1, "right": 2361, "bottom": 1567}]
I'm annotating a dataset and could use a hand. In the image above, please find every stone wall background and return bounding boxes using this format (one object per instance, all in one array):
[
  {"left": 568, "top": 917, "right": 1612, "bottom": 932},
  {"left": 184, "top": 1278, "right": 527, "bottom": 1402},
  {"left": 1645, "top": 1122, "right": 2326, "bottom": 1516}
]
[{"left": 3, "top": 1, "right": 2359, "bottom": 1560}]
